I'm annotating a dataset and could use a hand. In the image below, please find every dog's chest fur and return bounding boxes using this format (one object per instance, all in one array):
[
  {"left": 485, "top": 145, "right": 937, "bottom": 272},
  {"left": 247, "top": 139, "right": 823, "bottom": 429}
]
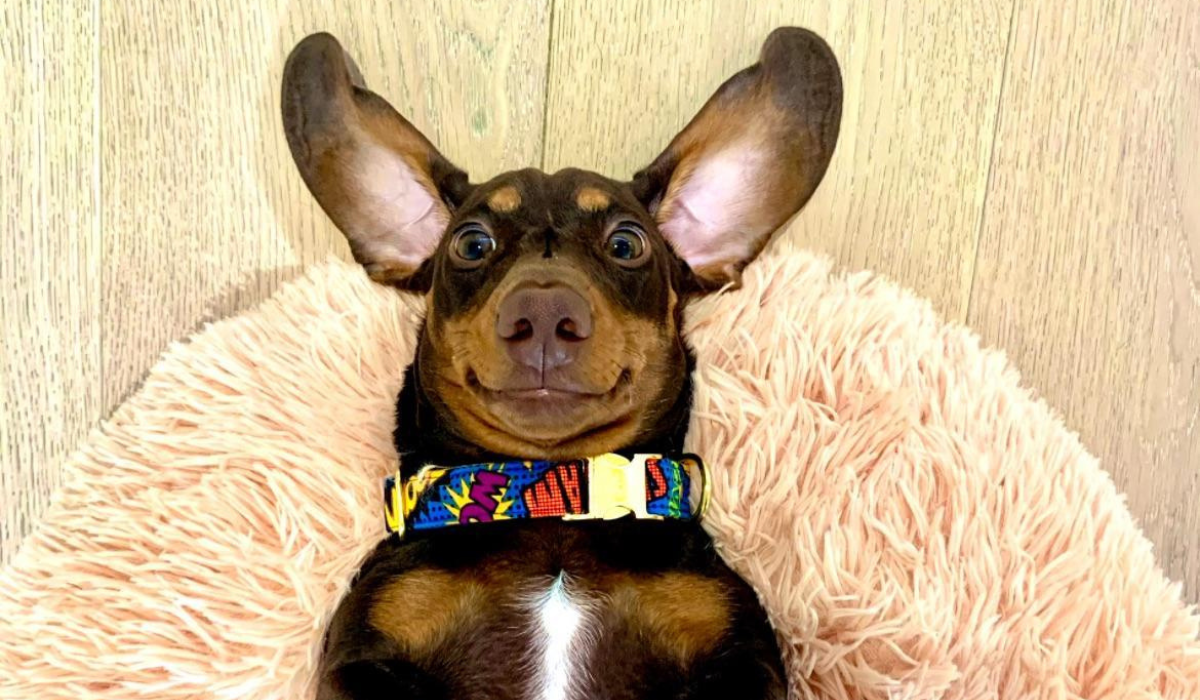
[{"left": 530, "top": 572, "right": 584, "bottom": 700}]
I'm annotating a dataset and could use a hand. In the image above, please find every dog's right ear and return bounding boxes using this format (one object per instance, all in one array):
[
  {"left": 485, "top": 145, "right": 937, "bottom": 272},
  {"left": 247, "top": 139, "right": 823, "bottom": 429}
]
[{"left": 282, "top": 33, "right": 469, "bottom": 288}]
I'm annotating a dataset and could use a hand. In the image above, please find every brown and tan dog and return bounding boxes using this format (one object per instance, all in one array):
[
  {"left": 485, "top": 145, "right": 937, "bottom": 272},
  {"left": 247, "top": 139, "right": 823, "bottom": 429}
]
[{"left": 282, "top": 27, "right": 842, "bottom": 700}]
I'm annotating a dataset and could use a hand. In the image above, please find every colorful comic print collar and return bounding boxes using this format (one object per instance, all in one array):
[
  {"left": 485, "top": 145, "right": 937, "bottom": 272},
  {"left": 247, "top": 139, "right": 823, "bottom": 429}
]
[{"left": 383, "top": 454, "right": 710, "bottom": 539}]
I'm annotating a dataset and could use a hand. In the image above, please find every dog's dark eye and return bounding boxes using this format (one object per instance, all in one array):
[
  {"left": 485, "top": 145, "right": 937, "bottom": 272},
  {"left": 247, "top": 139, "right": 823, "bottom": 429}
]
[
  {"left": 451, "top": 225, "right": 496, "bottom": 266},
  {"left": 606, "top": 225, "right": 648, "bottom": 266}
]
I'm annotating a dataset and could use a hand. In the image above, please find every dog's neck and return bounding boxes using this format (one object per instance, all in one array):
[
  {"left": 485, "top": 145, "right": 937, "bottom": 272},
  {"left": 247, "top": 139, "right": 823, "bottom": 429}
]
[{"left": 393, "top": 336, "right": 696, "bottom": 476}]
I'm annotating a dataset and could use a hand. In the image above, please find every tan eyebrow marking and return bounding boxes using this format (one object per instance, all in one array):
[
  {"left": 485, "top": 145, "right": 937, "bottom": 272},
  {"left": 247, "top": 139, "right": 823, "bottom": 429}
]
[
  {"left": 576, "top": 186, "right": 612, "bottom": 212},
  {"left": 487, "top": 185, "right": 522, "bottom": 213}
]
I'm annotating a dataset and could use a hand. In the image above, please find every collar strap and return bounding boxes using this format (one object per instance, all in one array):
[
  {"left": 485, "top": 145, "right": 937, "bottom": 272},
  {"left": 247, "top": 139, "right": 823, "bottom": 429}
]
[{"left": 384, "top": 454, "right": 709, "bottom": 538}]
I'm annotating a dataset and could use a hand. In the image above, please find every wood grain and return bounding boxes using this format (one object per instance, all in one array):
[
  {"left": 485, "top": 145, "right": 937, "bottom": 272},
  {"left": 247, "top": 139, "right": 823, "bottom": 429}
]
[
  {"left": 968, "top": 0, "right": 1200, "bottom": 599},
  {"left": 99, "top": 0, "right": 551, "bottom": 409},
  {"left": 543, "top": 0, "right": 1015, "bottom": 320},
  {"left": 0, "top": 1, "right": 99, "bottom": 563}
]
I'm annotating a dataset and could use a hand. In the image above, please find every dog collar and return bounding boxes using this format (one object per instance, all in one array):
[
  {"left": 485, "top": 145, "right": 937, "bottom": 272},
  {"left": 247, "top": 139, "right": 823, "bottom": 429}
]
[{"left": 384, "top": 453, "right": 710, "bottom": 539}]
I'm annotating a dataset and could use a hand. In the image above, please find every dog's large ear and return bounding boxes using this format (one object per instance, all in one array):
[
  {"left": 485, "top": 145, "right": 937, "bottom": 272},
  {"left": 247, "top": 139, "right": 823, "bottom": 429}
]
[
  {"left": 282, "top": 33, "right": 469, "bottom": 288},
  {"left": 631, "top": 28, "right": 842, "bottom": 289}
]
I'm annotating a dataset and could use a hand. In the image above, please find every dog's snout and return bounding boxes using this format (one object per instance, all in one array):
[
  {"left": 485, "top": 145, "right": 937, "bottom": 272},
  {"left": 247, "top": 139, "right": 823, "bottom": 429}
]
[{"left": 496, "top": 286, "right": 593, "bottom": 371}]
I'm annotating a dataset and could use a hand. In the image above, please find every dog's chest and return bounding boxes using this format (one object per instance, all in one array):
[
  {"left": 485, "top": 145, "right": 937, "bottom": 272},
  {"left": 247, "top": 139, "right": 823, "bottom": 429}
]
[
  {"left": 453, "top": 566, "right": 721, "bottom": 700},
  {"left": 357, "top": 522, "right": 732, "bottom": 699}
]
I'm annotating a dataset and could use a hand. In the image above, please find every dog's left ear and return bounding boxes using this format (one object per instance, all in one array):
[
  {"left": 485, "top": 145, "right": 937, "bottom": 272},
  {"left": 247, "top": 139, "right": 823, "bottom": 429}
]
[{"left": 631, "top": 28, "right": 843, "bottom": 289}]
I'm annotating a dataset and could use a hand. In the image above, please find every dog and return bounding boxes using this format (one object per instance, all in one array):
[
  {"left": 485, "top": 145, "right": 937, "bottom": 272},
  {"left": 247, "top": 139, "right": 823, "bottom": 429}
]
[{"left": 282, "top": 26, "right": 842, "bottom": 700}]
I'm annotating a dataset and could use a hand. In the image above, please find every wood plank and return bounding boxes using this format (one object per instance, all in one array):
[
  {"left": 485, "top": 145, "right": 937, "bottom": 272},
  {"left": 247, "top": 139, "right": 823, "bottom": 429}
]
[
  {"left": 0, "top": 1, "right": 100, "bottom": 563},
  {"left": 969, "top": 0, "right": 1200, "bottom": 599},
  {"left": 99, "top": 0, "right": 552, "bottom": 410},
  {"left": 543, "top": 0, "right": 1015, "bottom": 320}
]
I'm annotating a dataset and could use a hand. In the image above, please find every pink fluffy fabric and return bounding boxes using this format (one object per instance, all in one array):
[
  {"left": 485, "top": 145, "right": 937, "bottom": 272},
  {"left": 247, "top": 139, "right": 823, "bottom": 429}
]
[{"left": 1, "top": 244, "right": 1197, "bottom": 699}]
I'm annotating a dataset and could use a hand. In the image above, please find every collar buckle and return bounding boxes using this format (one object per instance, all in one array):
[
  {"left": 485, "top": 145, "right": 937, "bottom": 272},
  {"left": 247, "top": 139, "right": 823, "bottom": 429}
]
[{"left": 566, "top": 454, "right": 663, "bottom": 522}]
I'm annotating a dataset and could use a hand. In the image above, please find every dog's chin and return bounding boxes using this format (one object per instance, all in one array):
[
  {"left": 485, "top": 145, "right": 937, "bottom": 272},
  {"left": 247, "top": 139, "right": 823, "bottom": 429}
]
[{"left": 464, "top": 370, "right": 639, "bottom": 454}]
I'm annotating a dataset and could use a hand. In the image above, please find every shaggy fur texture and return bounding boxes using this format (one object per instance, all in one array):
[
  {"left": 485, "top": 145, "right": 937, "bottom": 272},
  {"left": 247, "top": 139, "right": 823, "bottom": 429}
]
[{"left": 1, "top": 243, "right": 1197, "bottom": 699}]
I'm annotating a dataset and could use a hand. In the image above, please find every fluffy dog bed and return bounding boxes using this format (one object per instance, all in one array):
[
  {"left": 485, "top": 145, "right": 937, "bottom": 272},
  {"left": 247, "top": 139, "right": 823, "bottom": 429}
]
[{"left": 1, "top": 243, "right": 1197, "bottom": 700}]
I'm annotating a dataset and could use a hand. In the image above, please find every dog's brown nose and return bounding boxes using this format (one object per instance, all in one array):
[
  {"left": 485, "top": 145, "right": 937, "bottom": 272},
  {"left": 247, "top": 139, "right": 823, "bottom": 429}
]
[{"left": 496, "top": 286, "right": 593, "bottom": 372}]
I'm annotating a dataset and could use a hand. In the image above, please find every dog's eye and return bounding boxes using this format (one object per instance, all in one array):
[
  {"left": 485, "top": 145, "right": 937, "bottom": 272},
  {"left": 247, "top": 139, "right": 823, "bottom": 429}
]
[
  {"left": 450, "top": 225, "right": 496, "bottom": 266},
  {"left": 606, "top": 225, "right": 648, "bottom": 266}
]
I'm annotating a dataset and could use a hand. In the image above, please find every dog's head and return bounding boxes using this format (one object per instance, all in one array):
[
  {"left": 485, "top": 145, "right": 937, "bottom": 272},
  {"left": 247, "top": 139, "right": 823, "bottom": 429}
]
[{"left": 282, "top": 29, "right": 842, "bottom": 460}]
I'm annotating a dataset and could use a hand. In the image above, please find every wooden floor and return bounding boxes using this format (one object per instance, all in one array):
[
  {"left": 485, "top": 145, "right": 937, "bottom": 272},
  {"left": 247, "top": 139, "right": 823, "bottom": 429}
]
[{"left": 3, "top": 0, "right": 1198, "bottom": 600}]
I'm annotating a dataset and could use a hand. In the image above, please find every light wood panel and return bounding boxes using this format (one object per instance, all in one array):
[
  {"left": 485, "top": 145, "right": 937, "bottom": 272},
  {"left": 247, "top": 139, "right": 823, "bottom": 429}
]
[
  {"left": 99, "top": 0, "right": 552, "bottom": 409},
  {"left": 0, "top": 1, "right": 99, "bottom": 563},
  {"left": 543, "top": 0, "right": 1015, "bottom": 319},
  {"left": 968, "top": 0, "right": 1200, "bottom": 599}
]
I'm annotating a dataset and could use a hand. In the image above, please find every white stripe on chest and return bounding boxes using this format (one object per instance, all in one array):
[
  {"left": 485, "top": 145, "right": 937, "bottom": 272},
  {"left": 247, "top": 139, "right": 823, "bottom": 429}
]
[{"left": 530, "top": 572, "right": 589, "bottom": 700}]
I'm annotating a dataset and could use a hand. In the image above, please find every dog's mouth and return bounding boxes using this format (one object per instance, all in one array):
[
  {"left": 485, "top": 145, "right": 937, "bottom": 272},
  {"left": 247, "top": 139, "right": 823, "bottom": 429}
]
[
  {"left": 461, "top": 367, "right": 636, "bottom": 440},
  {"left": 466, "top": 368, "right": 632, "bottom": 405}
]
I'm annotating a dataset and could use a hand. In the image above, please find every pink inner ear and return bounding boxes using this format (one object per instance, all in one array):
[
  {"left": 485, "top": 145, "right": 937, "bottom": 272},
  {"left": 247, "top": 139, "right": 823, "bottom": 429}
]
[
  {"left": 657, "top": 147, "right": 773, "bottom": 275},
  {"left": 350, "top": 143, "right": 449, "bottom": 270}
]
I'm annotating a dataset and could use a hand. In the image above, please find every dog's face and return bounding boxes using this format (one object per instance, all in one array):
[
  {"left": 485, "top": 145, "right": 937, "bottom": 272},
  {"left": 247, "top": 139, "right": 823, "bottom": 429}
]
[
  {"left": 404, "top": 167, "right": 692, "bottom": 458},
  {"left": 283, "top": 30, "right": 842, "bottom": 459}
]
